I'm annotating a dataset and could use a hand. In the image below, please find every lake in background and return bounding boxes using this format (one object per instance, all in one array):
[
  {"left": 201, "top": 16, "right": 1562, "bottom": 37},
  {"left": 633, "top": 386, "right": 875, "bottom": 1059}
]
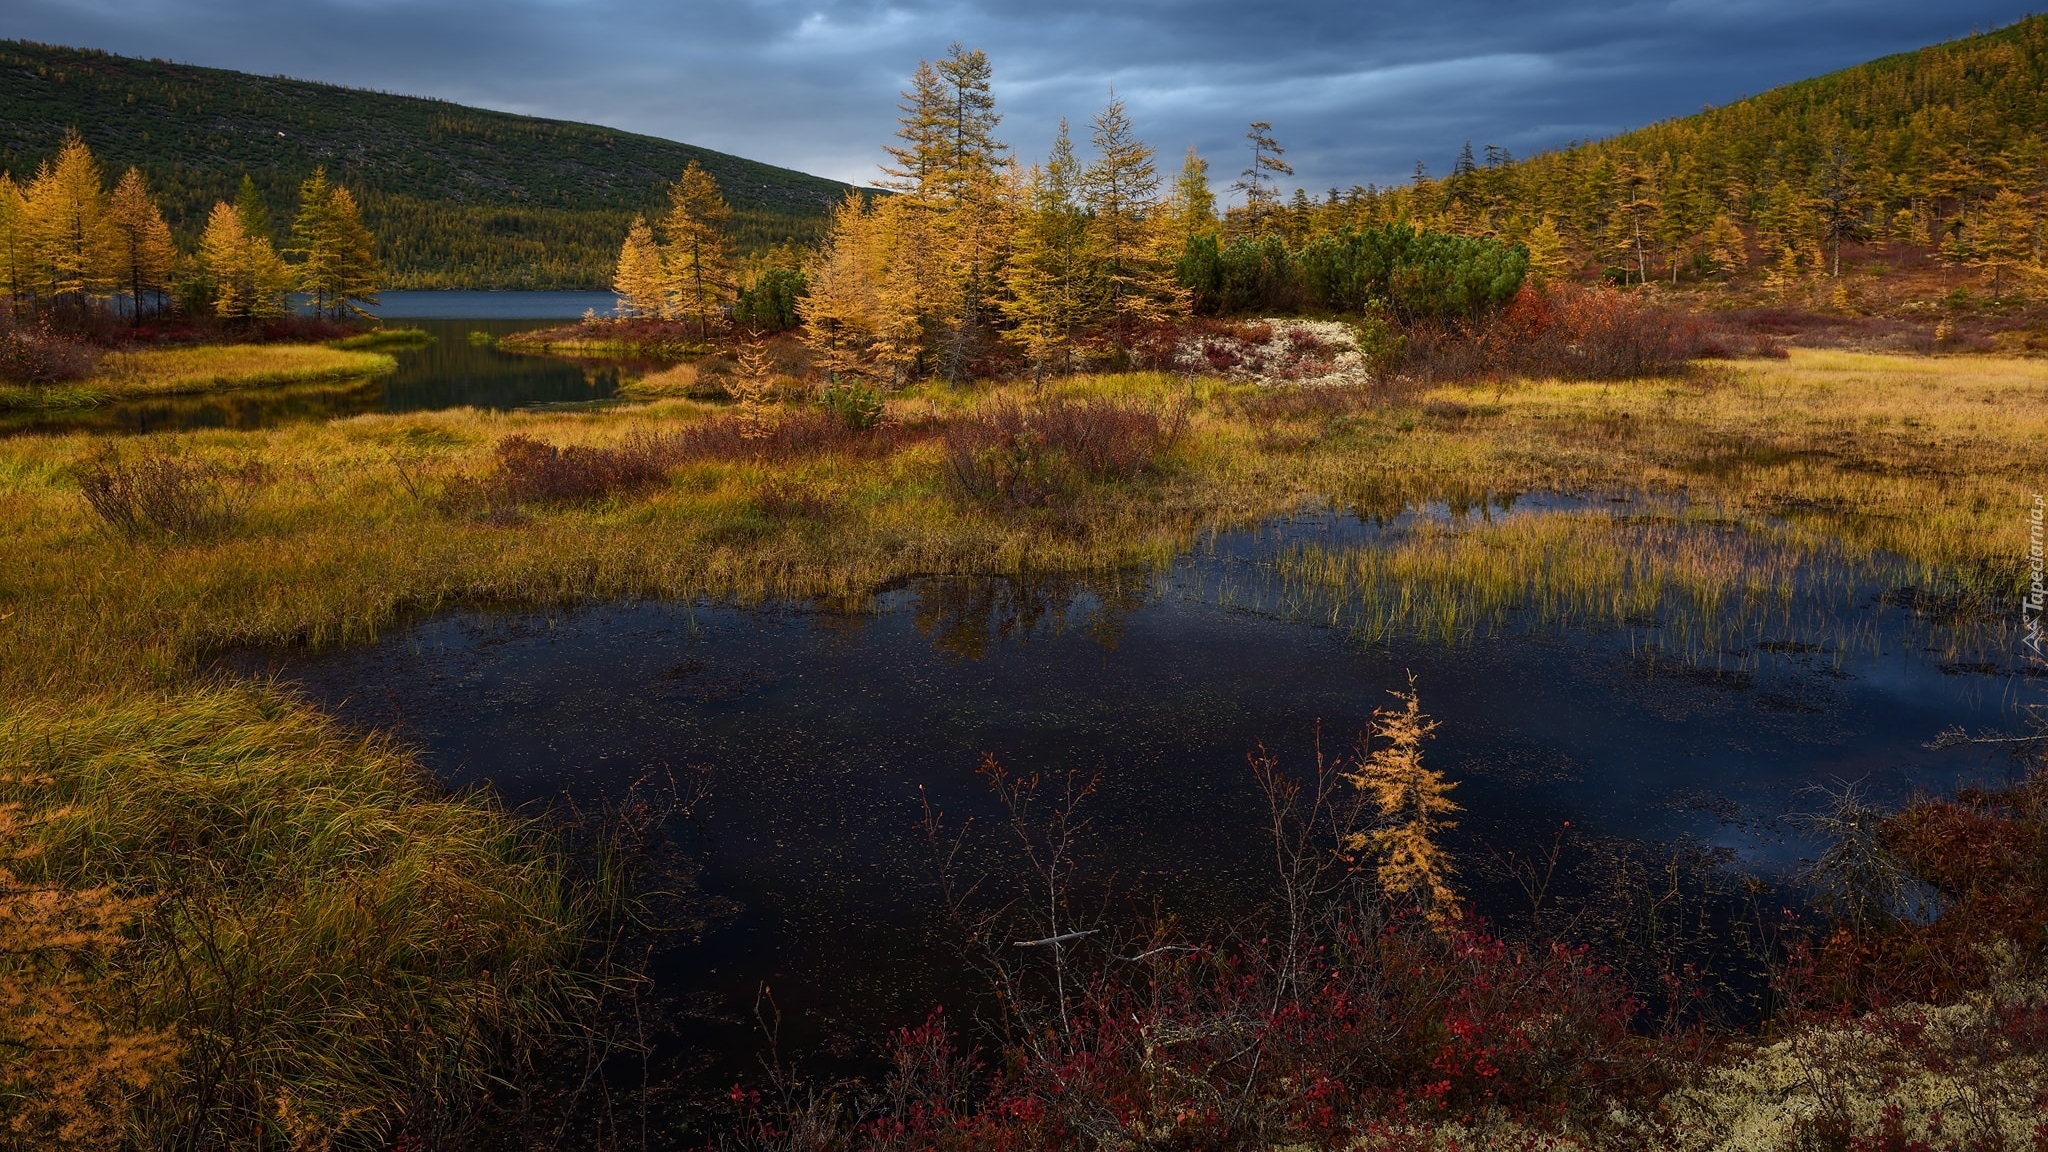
[{"left": 370, "top": 290, "right": 620, "bottom": 320}]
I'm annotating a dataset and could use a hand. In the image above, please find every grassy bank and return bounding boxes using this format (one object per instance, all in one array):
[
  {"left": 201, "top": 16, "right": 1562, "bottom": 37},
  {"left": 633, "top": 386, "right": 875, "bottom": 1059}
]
[
  {"left": 0, "top": 344, "right": 397, "bottom": 411},
  {"left": 329, "top": 327, "right": 433, "bottom": 351},
  {"left": 0, "top": 348, "right": 2043, "bottom": 1143}
]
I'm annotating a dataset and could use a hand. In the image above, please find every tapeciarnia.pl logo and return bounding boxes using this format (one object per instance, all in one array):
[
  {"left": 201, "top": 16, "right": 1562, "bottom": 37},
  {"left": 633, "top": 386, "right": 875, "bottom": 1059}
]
[{"left": 2027, "top": 493, "right": 2045, "bottom": 659}]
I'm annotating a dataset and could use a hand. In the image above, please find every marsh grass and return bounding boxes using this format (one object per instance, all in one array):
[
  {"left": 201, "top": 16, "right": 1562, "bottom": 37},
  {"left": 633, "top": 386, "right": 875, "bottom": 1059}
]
[
  {"left": 5, "top": 344, "right": 402, "bottom": 412},
  {"left": 0, "top": 687, "right": 584, "bottom": 1148},
  {"left": 329, "top": 328, "right": 433, "bottom": 351},
  {"left": 1265, "top": 503, "right": 2000, "bottom": 664}
]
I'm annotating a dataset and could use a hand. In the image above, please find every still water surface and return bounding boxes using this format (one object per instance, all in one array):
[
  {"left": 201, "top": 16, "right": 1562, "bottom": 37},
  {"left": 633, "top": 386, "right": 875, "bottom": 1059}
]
[
  {"left": 5, "top": 314, "right": 630, "bottom": 436},
  {"left": 248, "top": 504, "right": 2040, "bottom": 1101}
]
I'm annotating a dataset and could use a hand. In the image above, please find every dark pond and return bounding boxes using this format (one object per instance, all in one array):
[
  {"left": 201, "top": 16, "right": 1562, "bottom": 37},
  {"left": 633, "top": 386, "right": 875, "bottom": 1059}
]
[
  {"left": 4, "top": 314, "right": 634, "bottom": 437},
  {"left": 242, "top": 502, "right": 2042, "bottom": 1116}
]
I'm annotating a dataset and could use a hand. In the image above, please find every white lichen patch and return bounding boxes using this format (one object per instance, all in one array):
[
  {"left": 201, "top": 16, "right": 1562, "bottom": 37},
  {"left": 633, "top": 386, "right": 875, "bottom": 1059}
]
[{"left": 1173, "top": 318, "right": 1375, "bottom": 387}]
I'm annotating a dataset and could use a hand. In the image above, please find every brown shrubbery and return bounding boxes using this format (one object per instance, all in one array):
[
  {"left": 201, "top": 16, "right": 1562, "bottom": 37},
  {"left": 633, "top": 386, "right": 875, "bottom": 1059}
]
[
  {"left": 944, "top": 396, "right": 1186, "bottom": 507},
  {"left": 1397, "top": 285, "right": 1784, "bottom": 384},
  {"left": 75, "top": 447, "right": 269, "bottom": 541},
  {"left": 0, "top": 314, "right": 96, "bottom": 386}
]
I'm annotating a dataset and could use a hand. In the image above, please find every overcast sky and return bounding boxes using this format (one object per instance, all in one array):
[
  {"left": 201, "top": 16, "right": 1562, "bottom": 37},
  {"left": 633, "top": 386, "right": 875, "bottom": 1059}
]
[{"left": 9, "top": 1, "right": 2038, "bottom": 195}]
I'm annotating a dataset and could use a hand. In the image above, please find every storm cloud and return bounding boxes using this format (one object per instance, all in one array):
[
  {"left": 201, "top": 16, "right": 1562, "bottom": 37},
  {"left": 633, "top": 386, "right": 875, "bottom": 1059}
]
[{"left": 7, "top": 0, "right": 2036, "bottom": 194}]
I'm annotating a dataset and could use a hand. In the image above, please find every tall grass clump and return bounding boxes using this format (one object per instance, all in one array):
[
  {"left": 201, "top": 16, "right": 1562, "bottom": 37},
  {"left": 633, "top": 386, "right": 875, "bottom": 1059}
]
[
  {"left": 74, "top": 446, "right": 269, "bottom": 541},
  {"left": 0, "top": 687, "right": 585, "bottom": 1148}
]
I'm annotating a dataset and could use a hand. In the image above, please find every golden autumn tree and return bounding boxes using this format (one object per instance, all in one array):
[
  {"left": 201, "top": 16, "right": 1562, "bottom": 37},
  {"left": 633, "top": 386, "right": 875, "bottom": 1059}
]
[
  {"left": 1161, "top": 145, "right": 1219, "bottom": 250},
  {"left": 1702, "top": 212, "right": 1749, "bottom": 277},
  {"left": 24, "top": 134, "right": 118, "bottom": 312},
  {"left": 200, "top": 201, "right": 292, "bottom": 320},
  {"left": 290, "top": 170, "right": 380, "bottom": 319},
  {"left": 1344, "top": 677, "right": 1461, "bottom": 926},
  {"left": 611, "top": 215, "right": 667, "bottom": 318},
  {"left": 1002, "top": 123, "right": 1094, "bottom": 381},
  {"left": 1960, "top": 187, "right": 2041, "bottom": 296},
  {"left": 1081, "top": 94, "right": 1184, "bottom": 353},
  {"left": 800, "top": 189, "right": 885, "bottom": 379},
  {"left": 107, "top": 168, "right": 176, "bottom": 325},
  {"left": 1604, "top": 155, "right": 1660, "bottom": 286},
  {"left": 659, "top": 160, "right": 735, "bottom": 340},
  {"left": 1522, "top": 215, "right": 1570, "bottom": 286}
]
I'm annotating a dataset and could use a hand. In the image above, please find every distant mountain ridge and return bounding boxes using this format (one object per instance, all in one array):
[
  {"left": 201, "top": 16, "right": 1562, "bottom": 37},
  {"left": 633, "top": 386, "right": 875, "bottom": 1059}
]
[{"left": 0, "top": 40, "right": 855, "bottom": 289}]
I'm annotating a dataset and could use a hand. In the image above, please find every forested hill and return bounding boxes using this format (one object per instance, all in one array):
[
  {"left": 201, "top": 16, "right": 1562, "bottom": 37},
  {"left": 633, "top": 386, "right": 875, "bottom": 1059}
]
[
  {"left": 1323, "top": 15, "right": 2048, "bottom": 284},
  {"left": 0, "top": 40, "right": 855, "bottom": 288}
]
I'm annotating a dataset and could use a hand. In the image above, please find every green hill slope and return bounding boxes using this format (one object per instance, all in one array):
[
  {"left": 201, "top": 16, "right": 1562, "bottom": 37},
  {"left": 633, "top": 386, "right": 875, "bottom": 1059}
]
[
  {"left": 1301, "top": 15, "right": 2048, "bottom": 287},
  {"left": 0, "top": 40, "right": 855, "bottom": 289}
]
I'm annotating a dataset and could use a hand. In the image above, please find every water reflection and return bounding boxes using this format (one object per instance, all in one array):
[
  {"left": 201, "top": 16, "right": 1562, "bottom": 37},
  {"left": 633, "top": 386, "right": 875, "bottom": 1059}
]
[{"left": 2, "top": 318, "right": 631, "bottom": 436}]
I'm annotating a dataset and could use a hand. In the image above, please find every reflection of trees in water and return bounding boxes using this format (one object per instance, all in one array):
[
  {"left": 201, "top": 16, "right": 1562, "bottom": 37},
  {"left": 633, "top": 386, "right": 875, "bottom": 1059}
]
[{"left": 909, "top": 571, "right": 1155, "bottom": 659}]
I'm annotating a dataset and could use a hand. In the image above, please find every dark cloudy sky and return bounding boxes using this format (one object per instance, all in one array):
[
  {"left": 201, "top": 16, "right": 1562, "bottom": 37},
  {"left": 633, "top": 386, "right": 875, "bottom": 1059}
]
[{"left": 8, "top": 1, "right": 2038, "bottom": 194}]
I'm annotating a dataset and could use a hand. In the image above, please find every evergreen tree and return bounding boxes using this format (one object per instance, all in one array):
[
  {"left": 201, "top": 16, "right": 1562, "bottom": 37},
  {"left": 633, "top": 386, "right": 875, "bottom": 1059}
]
[
  {"left": 611, "top": 215, "right": 668, "bottom": 318},
  {"left": 289, "top": 171, "right": 381, "bottom": 320},
  {"left": 234, "top": 174, "right": 271, "bottom": 243},
  {"left": 659, "top": 160, "right": 736, "bottom": 340},
  {"left": 107, "top": 168, "right": 176, "bottom": 324},
  {"left": 0, "top": 175, "right": 30, "bottom": 303}
]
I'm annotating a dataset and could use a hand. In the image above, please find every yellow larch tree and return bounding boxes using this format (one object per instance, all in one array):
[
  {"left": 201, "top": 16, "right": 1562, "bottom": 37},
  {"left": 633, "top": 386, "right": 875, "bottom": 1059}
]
[
  {"left": 1344, "top": 677, "right": 1461, "bottom": 927},
  {"left": 1961, "top": 187, "right": 2041, "bottom": 296},
  {"left": 199, "top": 201, "right": 252, "bottom": 319},
  {"left": 1522, "top": 215, "right": 1571, "bottom": 286},
  {"left": 24, "top": 134, "right": 118, "bottom": 312},
  {"left": 291, "top": 170, "right": 381, "bottom": 319},
  {"left": 107, "top": 168, "right": 177, "bottom": 325},
  {"left": 659, "top": 160, "right": 735, "bottom": 340},
  {"left": 1160, "top": 145, "right": 1219, "bottom": 252},
  {"left": 1080, "top": 94, "right": 1184, "bottom": 354},
  {"left": 611, "top": 215, "right": 668, "bottom": 318},
  {"left": 1002, "top": 122, "right": 1094, "bottom": 381},
  {"left": 1702, "top": 212, "right": 1749, "bottom": 278},
  {"left": 800, "top": 190, "right": 885, "bottom": 380},
  {"left": 199, "top": 200, "right": 290, "bottom": 320}
]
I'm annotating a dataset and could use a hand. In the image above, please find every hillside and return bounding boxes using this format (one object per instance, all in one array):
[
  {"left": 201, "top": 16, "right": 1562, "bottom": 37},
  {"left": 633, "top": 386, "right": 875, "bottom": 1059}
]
[
  {"left": 0, "top": 40, "right": 855, "bottom": 289},
  {"left": 1258, "top": 15, "right": 2047, "bottom": 306}
]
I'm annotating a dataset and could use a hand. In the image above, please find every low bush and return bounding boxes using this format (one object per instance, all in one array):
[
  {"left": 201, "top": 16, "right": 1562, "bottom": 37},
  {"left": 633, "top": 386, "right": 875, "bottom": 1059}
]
[
  {"left": 1399, "top": 284, "right": 1720, "bottom": 383},
  {"left": 74, "top": 447, "right": 268, "bottom": 541},
  {"left": 943, "top": 396, "right": 1185, "bottom": 507},
  {"left": 0, "top": 315, "right": 96, "bottom": 386}
]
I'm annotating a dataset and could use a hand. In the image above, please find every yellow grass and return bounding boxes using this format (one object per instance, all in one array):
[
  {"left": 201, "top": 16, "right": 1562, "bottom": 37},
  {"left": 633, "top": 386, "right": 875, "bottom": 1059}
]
[{"left": 88, "top": 343, "right": 396, "bottom": 398}]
